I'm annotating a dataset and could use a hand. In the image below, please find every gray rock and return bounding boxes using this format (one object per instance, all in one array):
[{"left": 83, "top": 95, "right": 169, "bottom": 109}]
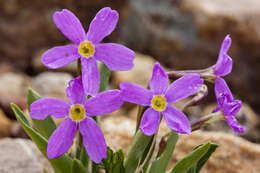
[{"left": 0, "top": 138, "right": 52, "bottom": 173}]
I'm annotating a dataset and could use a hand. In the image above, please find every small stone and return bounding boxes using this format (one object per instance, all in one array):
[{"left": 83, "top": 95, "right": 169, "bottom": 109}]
[
  {"left": 32, "top": 72, "right": 73, "bottom": 100},
  {"left": 0, "top": 109, "right": 13, "bottom": 138},
  {"left": 0, "top": 138, "right": 52, "bottom": 173}
]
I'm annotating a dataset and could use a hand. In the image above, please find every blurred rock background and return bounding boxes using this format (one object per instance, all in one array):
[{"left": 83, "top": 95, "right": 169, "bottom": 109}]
[{"left": 0, "top": 0, "right": 260, "bottom": 172}]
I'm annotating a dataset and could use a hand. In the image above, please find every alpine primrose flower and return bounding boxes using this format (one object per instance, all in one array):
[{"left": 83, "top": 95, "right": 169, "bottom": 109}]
[
  {"left": 120, "top": 62, "right": 204, "bottom": 136},
  {"left": 30, "top": 77, "right": 123, "bottom": 163},
  {"left": 214, "top": 77, "right": 245, "bottom": 133},
  {"left": 41, "top": 7, "right": 135, "bottom": 96}
]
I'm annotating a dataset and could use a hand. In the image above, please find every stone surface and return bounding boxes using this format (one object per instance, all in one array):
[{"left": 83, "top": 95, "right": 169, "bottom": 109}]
[
  {"left": 31, "top": 72, "right": 73, "bottom": 100},
  {"left": 0, "top": 138, "right": 52, "bottom": 173},
  {"left": 102, "top": 114, "right": 260, "bottom": 173},
  {"left": 0, "top": 72, "right": 31, "bottom": 118},
  {"left": 0, "top": 109, "right": 13, "bottom": 138}
]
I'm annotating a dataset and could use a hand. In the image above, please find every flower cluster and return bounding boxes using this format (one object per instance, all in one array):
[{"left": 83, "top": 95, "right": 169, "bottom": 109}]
[{"left": 27, "top": 7, "right": 245, "bottom": 166}]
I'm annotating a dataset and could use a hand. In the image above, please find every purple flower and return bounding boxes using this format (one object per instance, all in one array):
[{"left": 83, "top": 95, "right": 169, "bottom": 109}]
[
  {"left": 213, "top": 34, "right": 233, "bottom": 77},
  {"left": 214, "top": 77, "right": 245, "bottom": 133},
  {"left": 120, "top": 62, "right": 203, "bottom": 135},
  {"left": 41, "top": 8, "right": 135, "bottom": 96},
  {"left": 30, "top": 77, "right": 123, "bottom": 163}
]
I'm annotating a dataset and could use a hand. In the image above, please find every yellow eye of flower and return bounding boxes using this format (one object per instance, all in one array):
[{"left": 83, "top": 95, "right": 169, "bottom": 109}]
[
  {"left": 78, "top": 41, "right": 95, "bottom": 58},
  {"left": 70, "top": 104, "right": 86, "bottom": 122},
  {"left": 151, "top": 95, "right": 167, "bottom": 111}
]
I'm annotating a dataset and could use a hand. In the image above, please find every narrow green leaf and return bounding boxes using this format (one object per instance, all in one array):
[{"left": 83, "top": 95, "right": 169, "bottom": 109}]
[
  {"left": 11, "top": 103, "right": 72, "bottom": 173},
  {"left": 98, "top": 62, "right": 111, "bottom": 92},
  {"left": 187, "top": 143, "right": 218, "bottom": 173},
  {"left": 71, "top": 159, "right": 88, "bottom": 173},
  {"left": 169, "top": 142, "right": 211, "bottom": 173},
  {"left": 27, "top": 88, "right": 57, "bottom": 139},
  {"left": 149, "top": 131, "right": 179, "bottom": 173},
  {"left": 80, "top": 147, "right": 90, "bottom": 167},
  {"left": 43, "top": 168, "right": 49, "bottom": 173},
  {"left": 124, "top": 130, "right": 153, "bottom": 173}
]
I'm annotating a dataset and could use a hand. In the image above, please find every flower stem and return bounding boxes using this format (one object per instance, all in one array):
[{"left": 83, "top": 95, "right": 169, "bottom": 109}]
[{"left": 77, "top": 59, "right": 82, "bottom": 76}]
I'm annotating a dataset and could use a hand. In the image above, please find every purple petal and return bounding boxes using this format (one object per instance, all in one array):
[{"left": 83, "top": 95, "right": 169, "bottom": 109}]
[
  {"left": 86, "top": 7, "right": 119, "bottom": 44},
  {"left": 47, "top": 118, "right": 77, "bottom": 158},
  {"left": 30, "top": 98, "right": 70, "bottom": 120},
  {"left": 225, "top": 116, "right": 245, "bottom": 134},
  {"left": 139, "top": 108, "right": 160, "bottom": 136},
  {"left": 222, "top": 99, "right": 242, "bottom": 117},
  {"left": 162, "top": 106, "right": 191, "bottom": 134},
  {"left": 84, "top": 90, "right": 123, "bottom": 116},
  {"left": 79, "top": 116, "right": 107, "bottom": 163},
  {"left": 120, "top": 82, "right": 153, "bottom": 106},
  {"left": 94, "top": 43, "right": 135, "bottom": 71},
  {"left": 215, "top": 77, "right": 234, "bottom": 105},
  {"left": 165, "top": 74, "right": 203, "bottom": 104},
  {"left": 66, "top": 76, "right": 86, "bottom": 104},
  {"left": 53, "top": 9, "right": 85, "bottom": 45},
  {"left": 214, "top": 35, "right": 232, "bottom": 76},
  {"left": 42, "top": 44, "right": 80, "bottom": 69},
  {"left": 214, "top": 54, "right": 232, "bottom": 76},
  {"left": 149, "top": 62, "right": 168, "bottom": 95},
  {"left": 81, "top": 58, "right": 100, "bottom": 96}
]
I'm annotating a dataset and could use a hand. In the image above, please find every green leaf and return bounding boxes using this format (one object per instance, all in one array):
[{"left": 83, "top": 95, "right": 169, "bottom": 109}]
[
  {"left": 124, "top": 130, "right": 153, "bottom": 173},
  {"left": 101, "top": 147, "right": 125, "bottom": 173},
  {"left": 71, "top": 159, "right": 88, "bottom": 173},
  {"left": 43, "top": 168, "right": 49, "bottom": 173},
  {"left": 149, "top": 131, "right": 179, "bottom": 173},
  {"left": 11, "top": 103, "right": 72, "bottom": 173},
  {"left": 27, "top": 88, "right": 57, "bottom": 139},
  {"left": 169, "top": 142, "right": 211, "bottom": 173},
  {"left": 98, "top": 62, "right": 111, "bottom": 92},
  {"left": 187, "top": 143, "right": 218, "bottom": 173}
]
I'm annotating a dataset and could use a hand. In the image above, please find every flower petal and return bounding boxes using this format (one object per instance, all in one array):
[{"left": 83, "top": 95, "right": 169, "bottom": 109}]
[
  {"left": 214, "top": 35, "right": 232, "bottom": 76},
  {"left": 81, "top": 58, "right": 100, "bottom": 96},
  {"left": 53, "top": 9, "right": 85, "bottom": 44},
  {"left": 215, "top": 77, "right": 234, "bottom": 105},
  {"left": 66, "top": 76, "right": 86, "bottom": 104},
  {"left": 94, "top": 43, "right": 135, "bottom": 71},
  {"left": 222, "top": 99, "right": 242, "bottom": 117},
  {"left": 84, "top": 90, "right": 123, "bottom": 116},
  {"left": 165, "top": 74, "right": 203, "bottom": 104},
  {"left": 139, "top": 108, "right": 160, "bottom": 136},
  {"left": 30, "top": 98, "right": 70, "bottom": 120},
  {"left": 47, "top": 118, "right": 77, "bottom": 158},
  {"left": 120, "top": 82, "right": 153, "bottom": 106},
  {"left": 79, "top": 116, "right": 107, "bottom": 163},
  {"left": 214, "top": 54, "right": 232, "bottom": 76},
  {"left": 149, "top": 62, "right": 168, "bottom": 95},
  {"left": 86, "top": 7, "right": 119, "bottom": 44},
  {"left": 163, "top": 106, "right": 191, "bottom": 134},
  {"left": 42, "top": 44, "right": 80, "bottom": 69},
  {"left": 225, "top": 116, "right": 245, "bottom": 134}
]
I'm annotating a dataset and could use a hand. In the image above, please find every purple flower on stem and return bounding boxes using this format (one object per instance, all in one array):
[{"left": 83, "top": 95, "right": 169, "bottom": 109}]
[
  {"left": 213, "top": 34, "right": 233, "bottom": 77},
  {"left": 42, "top": 8, "right": 135, "bottom": 96},
  {"left": 120, "top": 62, "right": 204, "bottom": 135},
  {"left": 30, "top": 77, "right": 123, "bottom": 163},
  {"left": 214, "top": 77, "right": 245, "bottom": 133}
]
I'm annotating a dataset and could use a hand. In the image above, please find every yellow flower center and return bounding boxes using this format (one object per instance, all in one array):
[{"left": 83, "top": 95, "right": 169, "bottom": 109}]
[
  {"left": 78, "top": 41, "right": 95, "bottom": 58},
  {"left": 70, "top": 104, "right": 86, "bottom": 122},
  {"left": 151, "top": 95, "right": 167, "bottom": 111}
]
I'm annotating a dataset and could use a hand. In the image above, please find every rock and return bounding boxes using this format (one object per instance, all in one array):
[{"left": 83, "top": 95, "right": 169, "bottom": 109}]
[
  {"left": 31, "top": 72, "right": 73, "bottom": 100},
  {"left": 0, "top": 109, "right": 13, "bottom": 138},
  {"left": 0, "top": 138, "right": 52, "bottom": 173},
  {"left": 112, "top": 53, "right": 156, "bottom": 88},
  {"left": 102, "top": 114, "right": 260, "bottom": 173},
  {"left": 0, "top": 72, "right": 31, "bottom": 118}
]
